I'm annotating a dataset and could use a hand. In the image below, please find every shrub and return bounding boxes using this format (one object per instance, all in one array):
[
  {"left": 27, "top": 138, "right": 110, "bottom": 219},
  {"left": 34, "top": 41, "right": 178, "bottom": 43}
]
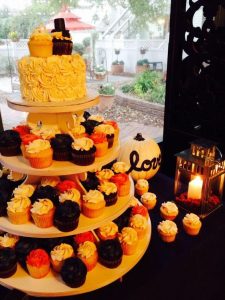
[
  {"left": 94, "top": 65, "right": 106, "bottom": 75},
  {"left": 121, "top": 84, "right": 134, "bottom": 94},
  {"left": 137, "top": 59, "right": 150, "bottom": 66},
  {"left": 112, "top": 60, "right": 124, "bottom": 65},
  {"left": 82, "top": 37, "right": 91, "bottom": 48},
  {"left": 98, "top": 83, "right": 115, "bottom": 95},
  {"left": 73, "top": 43, "right": 85, "bottom": 55}
]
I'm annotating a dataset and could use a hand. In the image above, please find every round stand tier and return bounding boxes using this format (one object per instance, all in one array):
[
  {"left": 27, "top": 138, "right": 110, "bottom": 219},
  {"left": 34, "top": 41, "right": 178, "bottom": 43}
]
[
  {"left": 0, "top": 143, "right": 119, "bottom": 176},
  {"left": 6, "top": 89, "right": 99, "bottom": 113},
  {"left": 0, "top": 220, "right": 151, "bottom": 297},
  {"left": 0, "top": 177, "right": 133, "bottom": 237}
]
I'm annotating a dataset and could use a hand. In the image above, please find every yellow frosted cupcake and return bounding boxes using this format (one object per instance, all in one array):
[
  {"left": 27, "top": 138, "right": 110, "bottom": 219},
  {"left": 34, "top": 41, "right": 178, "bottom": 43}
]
[
  {"left": 13, "top": 184, "right": 35, "bottom": 198},
  {"left": 77, "top": 241, "right": 98, "bottom": 271},
  {"left": 59, "top": 188, "right": 81, "bottom": 207},
  {"left": 7, "top": 196, "right": 31, "bottom": 224},
  {"left": 112, "top": 161, "right": 129, "bottom": 174},
  {"left": 129, "top": 214, "right": 148, "bottom": 239},
  {"left": 135, "top": 179, "right": 149, "bottom": 196},
  {"left": 28, "top": 25, "right": 53, "bottom": 57},
  {"left": 31, "top": 198, "right": 55, "bottom": 228},
  {"left": 96, "top": 221, "right": 118, "bottom": 241},
  {"left": 50, "top": 243, "right": 74, "bottom": 272},
  {"left": 0, "top": 233, "right": 19, "bottom": 249},
  {"left": 157, "top": 220, "right": 178, "bottom": 243},
  {"left": 96, "top": 169, "right": 114, "bottom": 183},
  {"left": 182, "top": 213, "right": 202, "bottom": 236},
  {"left": 82, "top": 190, "right": 106, "bottom": 218},
  {"left": 119, "top": 227, "right": 138, "bottom": 255},
  {"left": 160, "top": 201, "right": 178, "bottom": 220},
  {"left": 140, "top": 192, "right": 157, "bottom": 210}
]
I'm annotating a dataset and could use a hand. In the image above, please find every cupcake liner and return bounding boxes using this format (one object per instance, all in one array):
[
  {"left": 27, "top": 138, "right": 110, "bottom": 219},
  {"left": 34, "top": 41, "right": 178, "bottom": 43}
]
[
  {"left": 135, "top": 187, "right": 149, "bottom": 196},
  {"left": 7, "top": 208, "right": 30, "bottom": 225},
  {"left": 82, "top": 205, "right": 105, "bottom": 218},
  {"left": 122, "top": 242, "right": 138, "bottom": 255},
  {"left": 0, "top": 145, "right": 21, "bottom": 156},
  {"left": 53, "top": 150, "right": 71, "bottom": 161},
  {"left": 99, "top": 256, "right": 122, "bottom": 268},
  {"left": 71, "top": 152, "right": 95, "bottom": 166},
  {"left": 95, "top": 142, "right": 108, "bottom": 157},
  {"left": 0, "top": 263, "right": 17, "bottom": 278},
  {"left": 32, "top": 208, "right": 55, "bottom": 228},
  {"left": 117, "top": 181, "right": 131, "bottom": 197},
  {"left": 104, "top": 192, "right": 118, "bottom": 207},
  {"left": 54, "top": 218, "right": 79, "bottom": 232},
  {"left": 28, "top": 154, "right": 53, "bottom": 169},
  {"left": 107, "top": 135, "right": 114, "bottom": 149},
  {"left": 78, "top": 252, "right": 98, "bottom": 271},
  {"left": 53, "top": 41, "right": 73, "bottom": 55},
  {"left": 183, "top": 223, "right": 201, "bottom": 236},
  {"left": 27, "top": 263, "right": 50, "bottom": 278},
  {"left": 159, "top": 233, "right": 176, "bottom": 243}
]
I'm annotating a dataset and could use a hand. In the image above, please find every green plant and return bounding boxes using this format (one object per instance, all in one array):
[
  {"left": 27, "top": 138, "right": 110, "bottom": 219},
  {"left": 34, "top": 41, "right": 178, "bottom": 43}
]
[
  {"left": 82, "top": 37, "right": 91, "bottom": 48},
  {"left": 121, "top": 84, "right": 134, "bottom": 94},
  {"left": 73, "top": 43, "right": 85, "bottom": 55},
  {"left": 94, "top": 65, "right": 106, "bottom": 75},
  {"left": 8, "top": 31, "right": 19, "bottom": 41},
  {"left": 98, "top": 83, "right": 115, "bottom": 95},
  {"left": 137, "top": 59, "right": 150, "bottom": 66},
  {"left": 112, "top": 60, "right": 124, "bottom": 65}
]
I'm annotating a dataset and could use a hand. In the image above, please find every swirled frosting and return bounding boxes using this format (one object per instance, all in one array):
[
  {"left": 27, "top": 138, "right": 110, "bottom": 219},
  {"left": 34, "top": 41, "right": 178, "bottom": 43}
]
[
  {"left": 71, "top": 137, "right": 93, "bottom": 151},
  {"left": 183, "top": 213, "right": 201, "bottom": 227},
  {"left": 160, "top": 201, "right": 178, "bottom": 215},
  {"left": 129, "top": 214, "right": 147, "bottom": 230},
  {"left": 70, "top": 125, "right": 86, "bottom": 137},
  {"left": 25, "top": 139, "right": 51, "bottom": 154},
  {"left": 30, "top": 125, "right": 60, "bottom": 140},
  {"left": 51, "top": 32, "right": 72, "bottom": 41},
  {"left": 7, "top": 196, "right": 31, "bottom": 213},
  {"left": 157, "top": 220, "right": 178, "bottom": 235},
  {"left": 96, "top": 169, "right": 114, "bottom": 181},
  {"left": 112, "top": 161, "right": 129, "bottom": 174},
  {"left": 77, "top": 241, "right": 97, "bottom": 259},
  {"left": 31, "top": 198, "right": 54, "bottom": 215},
  {"left": 88, "top": 115, "right": 104, "bottom": 122},
  {"left": 94, "top": 124, "right": 115, "bottom": 135},
  {"left": 0, "top": 233, "right": 19, "bottom": 248},
  {"left": 50, "top": 243, "right": 74, "bottom": 261},
  {"left": 135, "top": 179, "right": 149, "bottom": 190},
  {"left": 119, "top": 227, "right": 138, "bottom": 245},
  {"left": 40, "top": 176, "right": 60, "bottom": 187},
  {"left": 98, "top": 222, "right": 118, "bottom": 238},
  {"left": 83, "top": 190, "right": 104, "bottom": 204},
  {"left": 13, "top": 184, "right": 35, "bottom": 198},
  {"left": 18, "top": 54, "right": 86, "bottom": 102},
  {"left": 141, "top": 192, "right": 156, "bottom": 205},
  {"left": 29, "top": 26, "right": 52, "bottom": 42},
  {"left": 59, "top": 188, "right": 81, "bottom": 205},
  {"left": 98, "top": 182, "right": 117, "bottom": 195}
]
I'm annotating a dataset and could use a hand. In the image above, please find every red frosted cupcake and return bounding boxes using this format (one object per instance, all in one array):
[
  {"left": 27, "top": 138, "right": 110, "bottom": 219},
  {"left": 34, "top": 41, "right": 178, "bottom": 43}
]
[
  {"left": 110, "top": 173, "right": 130, "bottom": 197},
  {"left": 89, "top": 132, "right": 108, "bottom": 157},
  {"left": 131, "top": 204, "right": 149, "bottom": 219},
  {"left": 56, "top": 180, "right": 77, "bottom": 193},
  {"left": 26, "top": 249, "right": 50, "bottom": 278},
  {"left": 74, "top": 231, "right": 96, "bottom": 245},
  {"left": 13, "top": 125, "right": 30, "bottom": 137}
]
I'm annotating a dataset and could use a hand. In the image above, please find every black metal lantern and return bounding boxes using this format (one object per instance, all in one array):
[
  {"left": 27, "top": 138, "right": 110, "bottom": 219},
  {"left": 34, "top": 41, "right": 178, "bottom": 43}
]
[{"left": 174, "top": 139, "right": 225, "bottom": 218}]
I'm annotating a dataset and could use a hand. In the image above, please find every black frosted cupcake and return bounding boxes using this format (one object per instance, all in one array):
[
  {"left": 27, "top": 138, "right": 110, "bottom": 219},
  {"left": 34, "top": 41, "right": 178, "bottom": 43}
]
[
  {"left": 98, "top": 181, "right": 118, "bottom": 206},
  {"left": 31, "top": 185, "right": 59, "bottom": 206},
  {"left": 0, "top": 189, "right": 11, "bottom": 216},
  {"left": 50, "top": 134, "right": 73, "bottom": 161},
  {"left": 80, "top": 171, "right": 100, "bottom": 192},
  {"left": 98, "top": 239, "right": 123, "bottom": 268},
  {"left": 51, "top": 18, "right": 73, "bottom": 55},
  {"left": 0, "top": 247, "right": 17, "bottom": 278},
  {"left": 61, "top": 257, "right": 87, "bottom": 288},
  {"left": 54, "top": 200, "right": 80, "bottom": 232},
  {"left": 0, "top": 130, "right": 21, "bottom": 156},
  {"left": 71, "top": 137, "right": 96, "bottom": 166},
  {"left": 15, "top": 237, "right": 39, "bottom": 271},
  {"left": 81, "top": 119, "right": 101, "bottom": 135},
  {"left": 40, "top": 236, "right": 77, "bottom": 254},
  {"left": 114, "top": 207, "right": 132, "bottom": 232}
]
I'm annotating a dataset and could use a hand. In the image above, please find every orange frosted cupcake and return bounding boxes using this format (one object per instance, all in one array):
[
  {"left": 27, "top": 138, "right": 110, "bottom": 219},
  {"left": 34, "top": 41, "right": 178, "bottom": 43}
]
[
  {"left": 77, "top": 241, "right": 98, "bottom": 271},
  {"left": 82, "top": 190, "right": 106, "bottom": 218},
  {"left": 96, "top": 221, "right": 118, "bottom": 241},
  {"left": 160, "top": 201, "right": 178, "bottom": 220},
  {"left": 7, "top": 196, "right": 31, "bottom": 224},
  {"left": 28, "top": 26, "right": 53, "bottom": 57},
  {"left": 110, "top": 173, "right": 130, "bottom": 197},
  {"left": 31, "top": 198, "right": 55, "bottom": 228},
  {"left": 182, "top": 213, "right": 202, "bottom": 236},
  {"left": 135, "top": 179, "right": 149, "bottom": 196},
  {"left": 140, "top": 192, "right": 157, "bottom": 210},
  {"left": 157, "top": 220, "right": 178, "bottom": 243},
  {"left": 50, "top": 243, "right": 74, "bottom": 272},
  {"left": 26, "top": 249, "right": 50, "bottom": 278},
  {"left": 119, "top": 227, "right": 138, "bottom": 255},
  {"left": 89, "top": 132, "right": 108, "bottom": 157},
  {"left": 129, "top": 214, "right": 148, "bottom": 239},
  {"left": 25, "top": 139, "right": 53, "bottom": 169}
]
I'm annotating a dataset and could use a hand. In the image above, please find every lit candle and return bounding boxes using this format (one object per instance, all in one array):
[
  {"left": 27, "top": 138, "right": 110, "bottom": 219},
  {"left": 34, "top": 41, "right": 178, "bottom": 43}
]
[{"left": 187, "top": 176, "right": 203, "bottom": 199}]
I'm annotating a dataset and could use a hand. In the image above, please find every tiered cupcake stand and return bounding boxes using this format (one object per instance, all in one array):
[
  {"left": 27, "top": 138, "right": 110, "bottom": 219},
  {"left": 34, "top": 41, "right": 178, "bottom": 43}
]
[{"left": 0, "top": 91, "right": 151, "bottom": 297}]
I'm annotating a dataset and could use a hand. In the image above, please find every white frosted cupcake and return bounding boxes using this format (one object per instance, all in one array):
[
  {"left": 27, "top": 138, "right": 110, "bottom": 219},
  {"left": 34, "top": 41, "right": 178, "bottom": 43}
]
[
  {"left": 77, "top": 241, "right": 98, "bottom": 271},
  {"left": 59, "top": 188, "right": 81, "bottom": 207},
  {"left": 112, "top": 161, "right": 129, "bottom": 174},
  {"left": 96, "top": 169, "right": 114, "bottom": 183},
  {"left": 98, "top": 181, "right": 118, "bottom": 206},
  {"left": 31, "top": 198, "right": 55, "bottom": 228},
  {"left": 7, "top": 196, "right": 31, "bottom": 224},
  {"left": 119, "top": 227, "right": 138, "bottom": 255},
  {"left": 70, "top": 124, "right": 86, "bottom": 139},
  {"left": 13, "top": 184, "right": 35, "bottom": 198},
  {"left": 82, "top": 190, "right": 106, "bottom": 218},
  {"left": 157, "top": 220, "right": 178, "bottom": 243},
  {"left": 50, "top": 243, "right": 74, "bottom": 272},
  {"left": 96, "top": 221, "right": 118, "bottom": 241},
  {"left": 182, "top": 213, "right": 202, "bottom": 236},
  {"left": 129, "top": 214, "right": 148, "bottom": 239},
  {"left": 0, "top": 233, "right": 19, "bottom": 249},
  {"left": 160, "top": 201, "right": 178, "bottom": 220},
  {"left": 135, "top": 179, "right": 149, "bottom": 196},
  {"left": 141, "top": 192, "right": 157, "bottom": 210}
]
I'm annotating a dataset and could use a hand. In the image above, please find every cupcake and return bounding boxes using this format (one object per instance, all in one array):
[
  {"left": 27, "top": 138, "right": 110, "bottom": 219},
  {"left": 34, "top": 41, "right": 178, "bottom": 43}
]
[
  {"left": 70, "top": 124, "right": 86, "bottom": 139},
  {"left": 129, "top": 214, "right": 148, "bottom": 239},
  {"left": 54, "top": 200, "right": 80, "bottom": 232},
  {"left": 26, "top": 249, "right": 50, "bottom": 278},
  {"left": 51, "top": 18, "right": 73, "bottom": 55},
  {"left": 157, "top": 220, "right": 178, "bottom": 243},
  {"left": 0, "top": 130, "right": 21, "bottom": 156},
  {"left": 61, "top": 257, "right": 87, "bottom": 288},
  {"left": 50, "top": 134, "right": 73, "bottom": 161},
  {"left": 15, "top": 237, "right": 39, "bottom": 271},
  {"left": 71, "top": 137, "right": 96, "bottom": 166},
  {"left": 0, "top": 189, "right": 11, "bottom": 216},
  {"left": 30, "top": 125, "right": 61, "bottom": 140},
  {"left": 94, "top": 124, "right": 115, "bottom": 148},
  {"left": 80, "top": 171, "right": 100, "bottom": 192},
  {"left": 104, "top": 120, "right": 119, "bottom": 142},
  {"left": 0, "top": 248, "right": 17, "bottom": 278},
  {"left": 89, "top": 132, "right": 108, "bottom": 157},
  {"left": 74, "top": 231, "right": 96, "bottom": 245},
  {"left": 98, "top": 181, "right": 118, "bottom": 206},
  {"left": 25, "top": 139, "right": 53, "bottom": 169},
  {"left": 114, "top": 207, "right": 132, "bottom": 232},
  {"left": 135, "top": 179, "right": 149, "bottom": 196},
  {"left": 131, "top": 204, "right": 149, "bottom": 219},
  {"left": 182, "top": 213, "right": 202, "bottom": 236},
  {"left": 50, "top": 243, "right": 74, "bottom": 272},
  {"left": 7, "top": 196, "right": 31, "bottom": 224},
  {"left": 13, "top": 125, "right": 30, "bottom": 137},
  {"left": 119, "top": 227, "right": 138, "bottom": 255},
  {"left": 160, "top": 201, "right": 179, "bottom": 220},
  {"left": 31, "top": 185, "right": 59, "bottom": 206},
  {"left": 6, "top": 171, "right": 27, "bottom": 190},
  {"left": 110, "top": 173, "right": 131, "bottom": 197},
  {"left": 28, "top": 25, "right": 53, "bottom": 57},
  {"left": 98, "top": 239, "right": 123, "bottom": 268},
  {"left": 140, "top": 192, "right": 157, "bottom": 210},
  {"left": 0, "top": 233, "right": 19, "bottom": 249},
  {"left": 59, "top": 188, "right": 81, "bottom": 207},
  {"left": 112, "top": 161, "right": 129, "bottom": 174},
  {"left": 81, "top": 119, "right": 101, "bottom": 135},
  {"left": 77, "top": 241, "right": 98, "bottom": 271},
  {"left": 40, "top": 176, "right": 60, "bottom": 187},
  {"left": 20, "top": 133, "right": 41, "bottom": 157},
  {"left": 82, "top": 190, "right": 106, "bottom": 218},
  {"left": 13, "top": 184, "right": 35, "bottom": 198},
  {"left": 96, "top": 169, "right": 114, "bottom": 183},
  {"left": 31, "top": 198, "right": 55, "bottom": 228},
  {"left": 56, "top": 180, "right": 77, "bottom": 193},
  {"left": 96, "top": 221, "right": 118, "bottom": 241}
]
